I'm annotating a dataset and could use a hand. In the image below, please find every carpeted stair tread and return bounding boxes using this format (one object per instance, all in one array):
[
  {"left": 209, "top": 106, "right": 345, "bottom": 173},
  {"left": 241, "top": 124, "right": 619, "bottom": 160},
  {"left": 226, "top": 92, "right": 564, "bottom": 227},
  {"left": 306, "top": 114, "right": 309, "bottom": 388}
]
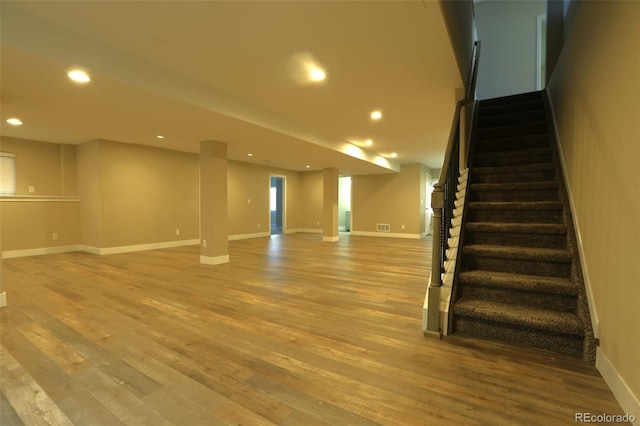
[
  {"left": 479, "top": 100, "right": 543, "bottom": 117},
  {"left": 477, "top": 109, "right": 545, "bottom": 128},
  {"left": 472, "top": 163, "right": 555, "bottom": 175},
  {"left": 470, "top": 181, "right": 558, "bottom": 192},
  {"left": 474, "top": 147, "right": 552, "bottom": 160},
  {"left": 465, "top": 222, "right": 566, "bottom": 235},
  {"left": 474, "top": 134, "right": 550, "bottom": 153},
  {"left": 453, "top": 299, "right": 583, "bottom": 336},
  {"left": 458, "top": 270, "right": 577, "bottom": 295},
  {"left": 468, "top": 201, "right": 562, "bottom": 211},
  {"left": 476, "top": 121, "right": 548, "bottom": 140},
  {"left": 463, "top": 244, "right": 572, "bottom": 263}
]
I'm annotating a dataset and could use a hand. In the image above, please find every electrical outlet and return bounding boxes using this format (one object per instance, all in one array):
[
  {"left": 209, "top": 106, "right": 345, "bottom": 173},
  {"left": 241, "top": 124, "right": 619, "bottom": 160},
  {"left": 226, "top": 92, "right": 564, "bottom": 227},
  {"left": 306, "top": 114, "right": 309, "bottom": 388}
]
[
  {"left": 52, "top": 233, "right": 58, "bottom": 241},
  {"left": 202, "top": 240, "right": 207, "bottom": 248},
  {"left": 248, "top": 198, "right": 251, "bottom": 204},
  {"left": 28, "top": 186, "right": 35, "bottom": 193},
  {"left": 257, "top": 223, "right": 261, "bottom": 229},
  {"left": 316, "top": 221, "right": 320, "bottom": 226},
  {"left": 401, "top": 224, "right": 405, "bottom": 230},
  {"left": 175, "top": 229, "right": 180, "bottom": 236}
]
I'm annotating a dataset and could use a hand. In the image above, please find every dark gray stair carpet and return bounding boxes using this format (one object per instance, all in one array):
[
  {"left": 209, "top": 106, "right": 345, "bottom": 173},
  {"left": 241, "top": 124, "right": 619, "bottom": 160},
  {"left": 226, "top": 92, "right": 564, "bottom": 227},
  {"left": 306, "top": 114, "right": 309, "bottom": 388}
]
[{"left": 450, "top": 90, "right": 595, "bottom": 363}]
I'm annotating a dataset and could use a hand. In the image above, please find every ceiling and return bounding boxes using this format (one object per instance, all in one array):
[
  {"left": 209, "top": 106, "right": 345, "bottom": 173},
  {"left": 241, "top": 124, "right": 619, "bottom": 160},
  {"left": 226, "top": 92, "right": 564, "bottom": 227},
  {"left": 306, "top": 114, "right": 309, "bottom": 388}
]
[{"left": 0, "top": 1, "right": 462, "bottom": 175}]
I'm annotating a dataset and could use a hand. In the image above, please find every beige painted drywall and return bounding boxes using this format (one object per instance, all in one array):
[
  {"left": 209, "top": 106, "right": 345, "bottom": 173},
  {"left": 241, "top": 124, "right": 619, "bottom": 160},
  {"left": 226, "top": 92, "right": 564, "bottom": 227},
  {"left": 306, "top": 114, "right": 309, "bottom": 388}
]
[
  {"left": 298, "top": 170, "right": 323, "bottom": 231},
  {"left": 77, "top": 139, "right": 103, "bottom": 248},
  {"left": 96, "top": 140, "right": 199, "bottom": 248},
  {"left": 475, "top": 0, "right": 546, "bottom": 100},
  {"left": 352, "top": 163, "right": 424, "bottom": 235},
  {"left": 439, "top": 0, "right": 476, "bottom": 86},
  {"left": 1, "top": 137, "right": 81, "bottom": 251},
  {"left": 548, "top": 0, "right": 639, "bottom": 406},
  {"left": 1, "top": 202, "right": 81, "bottom": 251},
  {"left": 1, "top": 136, "right": 77, "bottom": 196},
  {"left": 227, "top": 161, "right": 302, "bottom": 236}
]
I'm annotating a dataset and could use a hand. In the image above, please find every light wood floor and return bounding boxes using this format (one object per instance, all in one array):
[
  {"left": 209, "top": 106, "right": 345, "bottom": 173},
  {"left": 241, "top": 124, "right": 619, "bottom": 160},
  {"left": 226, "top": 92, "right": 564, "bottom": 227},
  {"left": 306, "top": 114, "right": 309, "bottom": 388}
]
[{"left": 0, "top": 233, "right": 627, "bottom": 425}]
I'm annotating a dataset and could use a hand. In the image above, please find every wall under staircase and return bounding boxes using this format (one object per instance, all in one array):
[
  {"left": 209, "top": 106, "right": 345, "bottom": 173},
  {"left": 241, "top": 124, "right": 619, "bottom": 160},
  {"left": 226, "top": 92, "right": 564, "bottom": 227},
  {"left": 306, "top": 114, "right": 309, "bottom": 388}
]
[{"left": 449, "top": 91, "right": 597, "bottom": 364}]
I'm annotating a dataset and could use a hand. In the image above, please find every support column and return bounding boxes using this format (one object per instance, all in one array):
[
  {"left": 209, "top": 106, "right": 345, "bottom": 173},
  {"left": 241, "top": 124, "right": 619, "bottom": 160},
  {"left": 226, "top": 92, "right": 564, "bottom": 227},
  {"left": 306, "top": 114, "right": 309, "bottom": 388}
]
[
  {"left": 0, "top": 203, "right": 6, "bottom": 307},
  {"left": 322, "top": 168, "right": 339, "bottom": 242},
  {"left": 200, "top": 141, "right": 229, "bottom": 265}
]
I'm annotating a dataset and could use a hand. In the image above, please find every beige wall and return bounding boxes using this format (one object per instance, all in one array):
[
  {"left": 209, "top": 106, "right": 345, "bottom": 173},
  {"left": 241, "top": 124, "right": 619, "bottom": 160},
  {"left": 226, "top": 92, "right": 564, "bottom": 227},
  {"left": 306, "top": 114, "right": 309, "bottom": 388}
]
[
  {"left": 78, "top": 139, "right": 200, "bottom": 249},
  {"left": 352, "top": 163, "right": 425, "bottom": 235},
  {"left": 475, "top": 0, "right": 546, "bottom": 100},
  {"left": 439, "top": 0, "right": 476, "bottom": 86},
  {"left": 548, "top": 0, "right": 639, "bottom": 406},
  {"left": 1, "top": 137, "right": 81, "bottom": 252},
  {"left": 1, "top": 136, "right": 77, "bottom": 196},
  {"left": 228, "top": 161, "right": 302, "bottom": 235},
  {"left": 298, "top": 170, "right": 323, "bottom": 231}
]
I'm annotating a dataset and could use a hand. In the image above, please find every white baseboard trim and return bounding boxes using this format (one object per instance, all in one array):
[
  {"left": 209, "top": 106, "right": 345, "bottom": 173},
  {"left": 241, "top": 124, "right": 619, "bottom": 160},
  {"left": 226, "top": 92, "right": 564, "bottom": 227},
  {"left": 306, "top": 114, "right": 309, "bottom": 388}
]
[
  {"left": 350, "top": 231, "right": 422, "bottom": 239},
  {"left": 200, "top": 254, "right": 230, "bottom": 265},
  {"left": 0, "top": 292, "right": 6, "bottom": 308},
  {"left": 286, "top": 228, "right": 322, "bottom": 234},
  {"left": 596, "top": 348, "right": 640, "bottom": 424},
  {"left": 97, "top": 239, "right": 200, "bottom": 255},
  {"left": 322, "top": 236, "right": 339, "bottom": 242},
  {"left": 2, "top": 244, "right": 83, "bottom": 259},
  {"left": 546, "top": 91, "right": 600, "bottom": 337},
  {"left": 228, "top": 232, "right": 270, "bottom": 241}
]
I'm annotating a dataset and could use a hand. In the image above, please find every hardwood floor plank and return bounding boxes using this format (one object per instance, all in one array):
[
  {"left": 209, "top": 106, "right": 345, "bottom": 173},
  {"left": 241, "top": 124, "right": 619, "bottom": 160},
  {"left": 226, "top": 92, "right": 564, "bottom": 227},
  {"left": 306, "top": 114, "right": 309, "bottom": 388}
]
[
  {"left": 0, "top": 234, "right": 629, "bottom": 425},
  {"left": 0, "top": 344, "right": 74, "bottom": 426},
  {"left": 0, "top": 389, "right": 25, "bottom": 426}
]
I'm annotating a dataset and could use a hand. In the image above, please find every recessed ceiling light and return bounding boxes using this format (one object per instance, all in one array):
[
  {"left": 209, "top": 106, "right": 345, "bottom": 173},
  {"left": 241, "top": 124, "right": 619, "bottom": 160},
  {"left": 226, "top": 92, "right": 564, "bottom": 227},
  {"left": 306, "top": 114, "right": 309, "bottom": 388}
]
[
  {"left": 370, "top": 110, "right": 382, "bottom": 120},
  {"left": 364, "top": 139, "right": 373, "bottom": 146},
  {"left": 68, "top": 69, "right": 91, "bottom": 83},
  {"left": 156, "top": 135, "right": 165, "bottom": 139},
  {"left": 248, "top": 153, "right": 254, "bottom": 157},
  {"left": 6, "top": 118, "right": 23, "bottom": 126},
  {"left": 305, "top": 165, "right": 311, "bottom": 168},
  {"left": 390, "top": 152, "right": 398, "bottom": 158},
  {"left": 309, "top": 67, "right": 326, "bottom": 82}
]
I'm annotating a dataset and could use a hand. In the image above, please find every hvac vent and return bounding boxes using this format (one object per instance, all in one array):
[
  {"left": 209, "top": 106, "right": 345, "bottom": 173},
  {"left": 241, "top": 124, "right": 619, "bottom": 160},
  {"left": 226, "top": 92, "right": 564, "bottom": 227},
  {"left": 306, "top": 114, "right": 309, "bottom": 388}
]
[{"left": 376, "top": 223, "right": 391, "bottom": 232}]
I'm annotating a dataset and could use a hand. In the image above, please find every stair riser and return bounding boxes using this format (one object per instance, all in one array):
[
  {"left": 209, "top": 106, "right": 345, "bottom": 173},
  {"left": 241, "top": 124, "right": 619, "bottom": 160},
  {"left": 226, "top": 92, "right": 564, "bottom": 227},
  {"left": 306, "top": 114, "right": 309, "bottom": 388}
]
[
  {"left": 478, "top": 110, "right": 546, "bottom": 128},
  {"left": 469, "top": 189, "right": 559, "bottom": 202},
  {"left": 457, "top": 285, "right": 577, "bottom": 312},
  {"left": 453, "top": 317, "right": 584, "bottom": 358},
  {"left": 464, "top": 231, "right": 567, "bottom": 249},
  {"left": 476, "top": 123, "right": 547, "bottom": 140},
  {"left": 475, "top": 137, "right": 550, "bottom": 153},
  {"left": 463, "top": 256, "right": 571, "bottom": 278},
  {"left": 473, "top": 152, "right": 552, "bottom": 167},
  {"left": 467, "top": 209, "right": 563, "bottom": 224}
]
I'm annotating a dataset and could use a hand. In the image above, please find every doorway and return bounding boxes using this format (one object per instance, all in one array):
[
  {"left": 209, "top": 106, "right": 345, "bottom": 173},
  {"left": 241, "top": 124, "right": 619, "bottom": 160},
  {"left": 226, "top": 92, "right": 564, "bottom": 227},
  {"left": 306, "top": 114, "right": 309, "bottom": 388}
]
[
  {"left": 338, "top": 177, "right": 352, "bottom": 232},
  {"left": 270, "top": 176, "right": 284, "bottom": 235}
]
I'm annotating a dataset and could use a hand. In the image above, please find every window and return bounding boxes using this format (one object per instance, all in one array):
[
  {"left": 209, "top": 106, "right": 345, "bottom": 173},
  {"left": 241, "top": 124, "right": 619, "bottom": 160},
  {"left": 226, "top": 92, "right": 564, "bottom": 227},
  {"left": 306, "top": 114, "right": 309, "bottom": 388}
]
[{"left": 0, "top": 152, "right": 16, "bottom": 196}]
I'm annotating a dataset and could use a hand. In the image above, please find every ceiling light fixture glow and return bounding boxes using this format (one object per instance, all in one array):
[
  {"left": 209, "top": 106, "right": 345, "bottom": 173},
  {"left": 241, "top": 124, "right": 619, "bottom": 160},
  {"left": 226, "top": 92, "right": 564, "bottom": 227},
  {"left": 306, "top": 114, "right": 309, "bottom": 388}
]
[
  {"left": 6, "top": 118, "right": 23, "bottom": 126},
  {"left": 68, "top": 69, "right": 91, "bottom": 83},
  {"left": 305, "top": 165, "right": 311, "bottom": 168},
  {"left": 248, "top": 153, "right": 254, "bottom": 157},
  {"left": 309, "top": 67, "right": 326, "bottom": 82},
  {"left": 390, "top": 152, "right": 398, "bottom": 158},
  {"left": 364, "top": 139, "right": 373, "bottom": 146},
  {"left": 370, "top": 110, "right": 382, "bottom": 120},
  {"left": 156, "top": 135, "right": 165, "bottom": 139}
]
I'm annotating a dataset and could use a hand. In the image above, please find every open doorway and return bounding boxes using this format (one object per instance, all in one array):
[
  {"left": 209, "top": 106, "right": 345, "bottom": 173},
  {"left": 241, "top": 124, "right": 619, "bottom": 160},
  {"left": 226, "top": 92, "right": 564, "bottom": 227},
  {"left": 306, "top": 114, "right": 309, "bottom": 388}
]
[
  {"left": 338, "top": 176, "right": 351, "bottom": 232},
  {"left": 270, "top": 176, "right": 284, "bottom": 235}
]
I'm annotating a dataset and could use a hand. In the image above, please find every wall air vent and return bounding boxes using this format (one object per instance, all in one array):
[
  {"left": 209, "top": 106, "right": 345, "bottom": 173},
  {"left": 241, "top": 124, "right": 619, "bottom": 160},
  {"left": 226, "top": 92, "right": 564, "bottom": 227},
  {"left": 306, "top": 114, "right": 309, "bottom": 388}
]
[{"left": 376, "top": 223, "right": 391, "bottom": 232}]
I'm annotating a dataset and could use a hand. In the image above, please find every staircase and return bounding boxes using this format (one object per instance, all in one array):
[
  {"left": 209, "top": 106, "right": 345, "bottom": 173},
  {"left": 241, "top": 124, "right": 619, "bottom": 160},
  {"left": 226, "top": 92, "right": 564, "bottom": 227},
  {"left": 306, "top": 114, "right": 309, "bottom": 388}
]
[{"left": 450, "top": 91, "right": 596, "bottom": 363}]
